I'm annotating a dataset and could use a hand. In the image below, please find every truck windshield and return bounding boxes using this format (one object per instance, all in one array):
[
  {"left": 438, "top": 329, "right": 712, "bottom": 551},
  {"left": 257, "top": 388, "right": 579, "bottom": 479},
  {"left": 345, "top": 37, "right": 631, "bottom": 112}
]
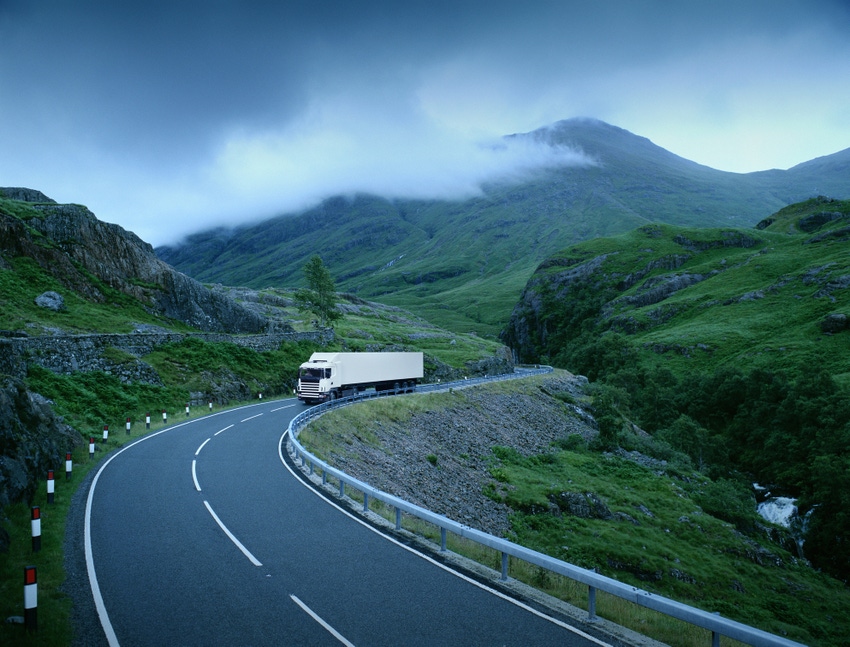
[{"left": 300, "top": 367, "right": 330, "bottom": 379}]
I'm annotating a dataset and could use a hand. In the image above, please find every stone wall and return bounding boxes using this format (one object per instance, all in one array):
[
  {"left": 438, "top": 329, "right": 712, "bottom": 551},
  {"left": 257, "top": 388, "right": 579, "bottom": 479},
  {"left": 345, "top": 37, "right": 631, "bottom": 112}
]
[{"left": 0, "top": 330, "right": 333, "bottom": 380}]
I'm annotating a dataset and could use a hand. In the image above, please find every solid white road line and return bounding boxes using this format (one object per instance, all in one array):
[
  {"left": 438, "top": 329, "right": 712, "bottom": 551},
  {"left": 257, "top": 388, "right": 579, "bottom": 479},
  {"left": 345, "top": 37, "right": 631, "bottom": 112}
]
[
  {"left": 290, "top": 594, "right": 355, "bottom": 647},
  {"left": 203, "top": 500, "right": 263, "bottom": 566},
  {"left": 278, "top": 430, "right": 612, "bottom": 647}
]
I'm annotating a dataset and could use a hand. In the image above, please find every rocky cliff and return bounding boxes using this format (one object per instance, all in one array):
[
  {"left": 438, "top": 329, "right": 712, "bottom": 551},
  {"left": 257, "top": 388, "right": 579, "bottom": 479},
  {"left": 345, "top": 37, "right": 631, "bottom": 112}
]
[
  {"left": 0, "top": 377, "right": 81, "bottom": 549},
  {"left": 0, "top": 187, "right": 279, "bottom": 334}
]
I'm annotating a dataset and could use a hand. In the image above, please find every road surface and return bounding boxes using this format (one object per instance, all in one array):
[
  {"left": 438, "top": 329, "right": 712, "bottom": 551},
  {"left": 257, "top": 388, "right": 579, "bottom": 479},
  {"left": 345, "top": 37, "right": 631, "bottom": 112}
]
[{"left": 85, "top": 398, "right": 623, "bottom": 646}]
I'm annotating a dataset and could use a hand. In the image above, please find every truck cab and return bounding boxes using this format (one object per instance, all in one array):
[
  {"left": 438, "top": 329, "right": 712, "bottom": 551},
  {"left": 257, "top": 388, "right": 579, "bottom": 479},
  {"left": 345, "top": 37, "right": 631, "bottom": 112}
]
[{"left": 297, "top": 359, "right": 336, "bottom": 403}]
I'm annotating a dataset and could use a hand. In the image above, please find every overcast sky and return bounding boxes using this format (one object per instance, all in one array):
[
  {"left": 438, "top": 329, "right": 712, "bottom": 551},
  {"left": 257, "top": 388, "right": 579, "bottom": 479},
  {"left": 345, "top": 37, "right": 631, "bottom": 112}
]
[{"left": 2, "top": 1, "right": 849, "bottom": 246}]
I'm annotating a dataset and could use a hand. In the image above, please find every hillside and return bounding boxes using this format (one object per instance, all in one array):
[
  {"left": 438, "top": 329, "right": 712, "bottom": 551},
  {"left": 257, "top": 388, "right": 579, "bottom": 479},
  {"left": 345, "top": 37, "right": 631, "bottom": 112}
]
[
  {"left": 0, "top": 188, "right": 272, "bottom": 335},
  {"left": 301, "top": 374, "right": 850, "bottom": 646},
  {"left": 156, "top": 118, "right": 850, "bottom": 337},
  {"left": 500, "top": 197, "right": 850, "bottom": 583},
  {"left": 502, "top": 196, "right": 850, "bottom": 382}
]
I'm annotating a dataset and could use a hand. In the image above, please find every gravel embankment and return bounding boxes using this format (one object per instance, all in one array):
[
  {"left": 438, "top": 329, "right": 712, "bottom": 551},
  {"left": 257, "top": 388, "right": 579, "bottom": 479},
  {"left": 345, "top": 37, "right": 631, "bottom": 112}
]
[{"left": 320, "top": 372, "right": 598, "bottom": 537}]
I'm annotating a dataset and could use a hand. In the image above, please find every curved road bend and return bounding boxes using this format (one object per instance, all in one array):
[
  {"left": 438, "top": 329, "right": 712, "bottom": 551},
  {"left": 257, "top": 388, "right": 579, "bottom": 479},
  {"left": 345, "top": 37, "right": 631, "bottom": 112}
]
[{"left": 87, "top": 397, "right": 622, "bottom": 646}]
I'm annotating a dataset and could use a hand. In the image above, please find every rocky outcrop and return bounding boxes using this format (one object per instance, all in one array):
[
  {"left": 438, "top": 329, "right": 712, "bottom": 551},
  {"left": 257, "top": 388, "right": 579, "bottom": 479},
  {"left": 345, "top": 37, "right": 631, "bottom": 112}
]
[
  {"left": 0, "top": 377, "right": 81, "bottom": 515},
  {"left": 0, "top": 187, "right": 54, "bottom": 203},
  {"left": 1, "top": 191, "right": 281, "bottom": 334}
]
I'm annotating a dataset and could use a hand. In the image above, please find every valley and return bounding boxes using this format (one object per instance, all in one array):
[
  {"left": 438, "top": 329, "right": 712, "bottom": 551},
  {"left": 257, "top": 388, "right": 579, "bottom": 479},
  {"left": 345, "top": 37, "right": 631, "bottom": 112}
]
[{"left": 2, "top": 117, "right": 850, "bottom": 645}]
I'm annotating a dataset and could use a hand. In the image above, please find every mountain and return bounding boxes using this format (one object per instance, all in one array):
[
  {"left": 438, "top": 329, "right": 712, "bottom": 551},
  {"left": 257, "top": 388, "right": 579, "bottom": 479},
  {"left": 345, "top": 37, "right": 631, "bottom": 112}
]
[
  {"left": 0, "top": 189, "right": 276, "bottom": 334},
  {"left": 157, "top": 119, "right": 850, "bottom": 337}
]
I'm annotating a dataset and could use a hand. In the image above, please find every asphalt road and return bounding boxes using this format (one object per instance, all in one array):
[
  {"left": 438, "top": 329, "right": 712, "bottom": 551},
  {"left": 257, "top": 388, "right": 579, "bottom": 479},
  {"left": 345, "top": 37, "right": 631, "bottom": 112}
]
[{"left": 85, "top": 397, "right": 620, "bottom": 646}]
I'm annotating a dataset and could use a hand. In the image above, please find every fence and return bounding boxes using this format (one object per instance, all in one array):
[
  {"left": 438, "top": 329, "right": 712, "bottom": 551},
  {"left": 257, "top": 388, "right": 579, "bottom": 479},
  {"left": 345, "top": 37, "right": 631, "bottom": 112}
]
[{"left": 286, "top": 370, "right": 806, "bottom": 647}]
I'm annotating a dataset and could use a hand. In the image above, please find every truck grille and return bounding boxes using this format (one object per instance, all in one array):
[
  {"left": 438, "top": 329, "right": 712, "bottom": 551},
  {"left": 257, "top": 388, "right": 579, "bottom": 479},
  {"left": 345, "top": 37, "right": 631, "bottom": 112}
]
[{"left": 299, "top": 382, "right": 321, "bottom": 397}]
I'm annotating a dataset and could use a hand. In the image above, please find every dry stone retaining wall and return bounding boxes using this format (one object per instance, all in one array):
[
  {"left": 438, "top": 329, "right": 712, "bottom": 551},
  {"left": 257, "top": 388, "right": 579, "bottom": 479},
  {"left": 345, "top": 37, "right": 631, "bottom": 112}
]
[{"left": 0, "top": 330, "right": 333, "bottom": 380}]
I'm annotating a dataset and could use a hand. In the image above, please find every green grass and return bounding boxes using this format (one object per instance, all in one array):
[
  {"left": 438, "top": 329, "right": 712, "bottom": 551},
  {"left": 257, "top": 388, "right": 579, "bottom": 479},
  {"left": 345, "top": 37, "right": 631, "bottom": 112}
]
[{"left": 520, "top": 218, "right": 850, "bottom": 382}]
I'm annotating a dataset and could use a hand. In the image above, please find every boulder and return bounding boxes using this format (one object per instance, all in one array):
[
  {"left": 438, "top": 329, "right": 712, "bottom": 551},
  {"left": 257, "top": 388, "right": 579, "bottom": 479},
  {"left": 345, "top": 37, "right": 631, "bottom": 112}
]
[
  {"left": 548, "top": 491, "right": 613, "bottom": 519},
  {"left": 35, "top": 290, "right": 65, "bottom": 311},
  {"left": 821, "top": 313, "right": 848, "bottom": 334}
]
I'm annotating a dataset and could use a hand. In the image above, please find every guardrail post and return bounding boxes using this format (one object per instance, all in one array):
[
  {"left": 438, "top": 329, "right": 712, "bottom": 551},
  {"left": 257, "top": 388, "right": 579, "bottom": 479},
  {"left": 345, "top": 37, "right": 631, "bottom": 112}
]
[
  {"left": 712, "top": 631, "right": 720, "bottom": 647},
  {"left": 363, "top": 493, "right": 369, "bottom": 512},
  {"left": 501, "top": 552, "right": 509, "bottom": 581},
  {"left": 339, "top": 481, "right": 345, "bottom": 498},
  {"left": 440, "top": 528, "right": 447, "bottom": 552},
  {"left": 588, "top": 586, "right": 597, "bottom": 621},
  {"left": 395, "top": 507, "right": 402, "bottom": 530}
]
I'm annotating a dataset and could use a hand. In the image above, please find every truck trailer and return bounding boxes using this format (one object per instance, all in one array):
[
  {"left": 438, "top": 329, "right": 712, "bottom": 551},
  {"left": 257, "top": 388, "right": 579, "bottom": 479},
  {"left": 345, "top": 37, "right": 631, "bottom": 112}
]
[{"left": 296, "top": 352, "right": 424, "bottom": 404}]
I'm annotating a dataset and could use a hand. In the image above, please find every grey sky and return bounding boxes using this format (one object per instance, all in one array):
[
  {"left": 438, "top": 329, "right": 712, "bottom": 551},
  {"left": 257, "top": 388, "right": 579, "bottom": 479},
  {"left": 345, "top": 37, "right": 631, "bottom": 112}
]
[{"left": 2, "top": 1, "right": 849, "bottom": 246}]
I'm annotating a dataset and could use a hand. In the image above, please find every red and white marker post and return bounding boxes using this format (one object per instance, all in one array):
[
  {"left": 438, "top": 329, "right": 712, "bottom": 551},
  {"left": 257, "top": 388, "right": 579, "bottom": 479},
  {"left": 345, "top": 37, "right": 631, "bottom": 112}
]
[
  {"left": 65, "top": 452, "right": 72, "bottom": 480},
  {"left": 89, "top": 436, "right": 95, "bottom": 459},
  {"left": 47, "top": 470, "right": 54, "bottom": 504},
  {"left": 31, "top": 507, "right": 41, "bottom": 553},
  {"left": 209, "top": 400, "right": 213, "bottom": 412},
  {"left": 185, "top": 403, "right": 190, "bottom": 417},
  {"left": 102, "top": 424, "right": 109, "bottom": 442},
  {"left": 126, "top": 416, "right": 132, "bottom": 435},
  {"left": 145, "top": 412, "right": 151, "bottom": 429},
  {"left": 24, "top": 566, "right": 37, "bottom": 632},
  {"left": 162, "top": 409, "right": 168, "bottom": 424}
]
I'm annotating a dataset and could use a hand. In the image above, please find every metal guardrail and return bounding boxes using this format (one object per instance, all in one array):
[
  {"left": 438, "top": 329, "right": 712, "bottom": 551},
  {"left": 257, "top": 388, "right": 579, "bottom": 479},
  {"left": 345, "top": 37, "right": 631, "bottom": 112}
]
[{"left": 285, "top": 369, "right": 806, "bottom": 647}]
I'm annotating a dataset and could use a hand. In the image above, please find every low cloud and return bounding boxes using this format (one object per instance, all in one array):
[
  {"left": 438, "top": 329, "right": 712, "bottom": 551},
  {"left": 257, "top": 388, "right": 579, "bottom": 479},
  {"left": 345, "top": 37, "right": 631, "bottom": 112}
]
[{"left": 132, "top": 121, "right": 590, "bottom": 246}]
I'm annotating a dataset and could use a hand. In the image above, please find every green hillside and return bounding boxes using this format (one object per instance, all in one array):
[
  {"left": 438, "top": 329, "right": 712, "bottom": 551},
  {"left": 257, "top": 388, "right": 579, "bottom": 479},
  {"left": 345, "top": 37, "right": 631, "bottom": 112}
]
[
  {"left": 157, "top": 119, "right": 850, "bottom": 337},
  {"left": 501, "top": 196, "right": 850, "bottom": 583}
]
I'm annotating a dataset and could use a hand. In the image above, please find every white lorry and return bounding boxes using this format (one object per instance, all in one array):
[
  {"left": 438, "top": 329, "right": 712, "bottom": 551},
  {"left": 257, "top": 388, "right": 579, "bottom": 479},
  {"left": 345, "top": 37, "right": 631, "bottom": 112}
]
[{"left": 296, "top": 352, "right": 424, "bottom": 404}]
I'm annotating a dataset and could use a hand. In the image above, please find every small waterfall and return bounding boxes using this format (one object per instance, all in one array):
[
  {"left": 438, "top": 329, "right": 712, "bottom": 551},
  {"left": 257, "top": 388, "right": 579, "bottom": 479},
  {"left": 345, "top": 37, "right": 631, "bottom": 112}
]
[
  {"left": 754, "top": 483, "right": 811, "bottom": 559},
  {"left": 757, "top": 496, "right": 797, "bottom": 528}
]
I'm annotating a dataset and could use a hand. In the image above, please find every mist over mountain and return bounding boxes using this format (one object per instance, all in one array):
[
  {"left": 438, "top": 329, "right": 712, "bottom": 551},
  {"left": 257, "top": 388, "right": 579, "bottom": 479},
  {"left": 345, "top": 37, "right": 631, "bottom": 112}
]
[{"left": 157, "top": 119, "right": 850, "bottom": 337}]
